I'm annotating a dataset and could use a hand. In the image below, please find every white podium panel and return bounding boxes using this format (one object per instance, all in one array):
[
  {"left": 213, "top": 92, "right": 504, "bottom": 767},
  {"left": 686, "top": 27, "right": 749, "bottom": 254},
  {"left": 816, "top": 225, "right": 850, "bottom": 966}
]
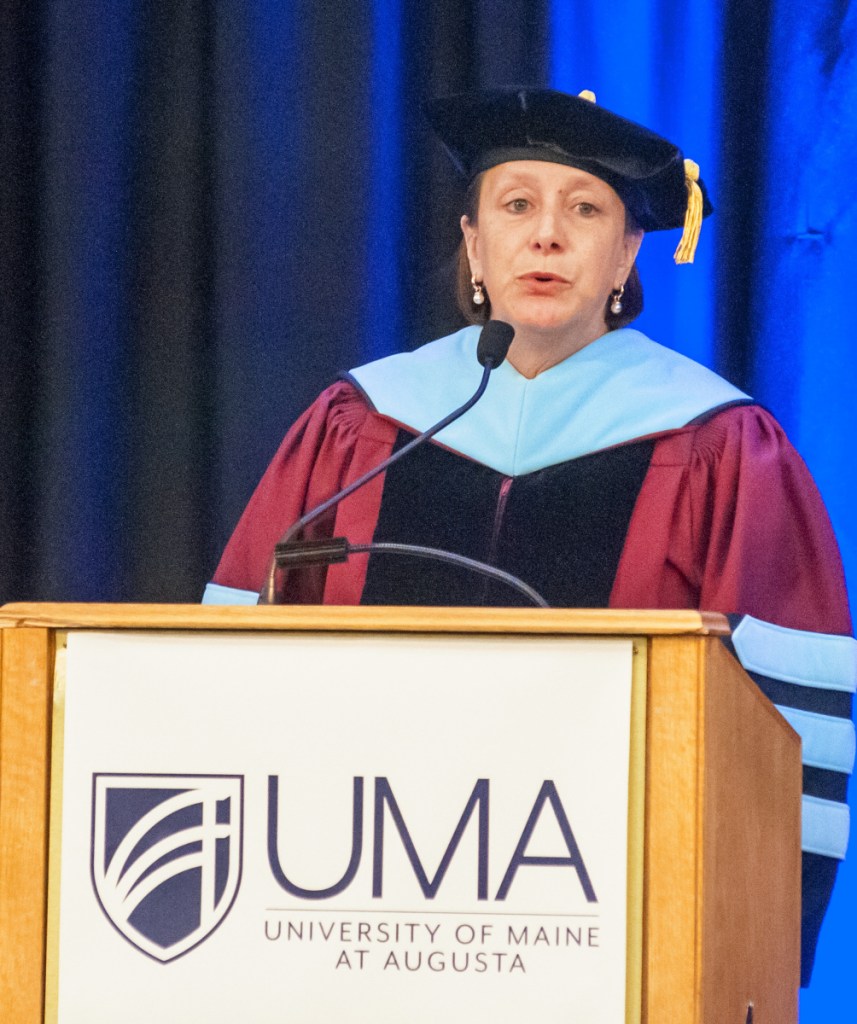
[{"left": 48, "top": 630, "right": 643, "bottom": 1023}]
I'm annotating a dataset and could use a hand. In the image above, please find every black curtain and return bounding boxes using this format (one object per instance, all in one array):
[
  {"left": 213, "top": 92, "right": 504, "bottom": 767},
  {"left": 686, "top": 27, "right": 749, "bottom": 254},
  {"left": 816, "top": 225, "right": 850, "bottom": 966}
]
[{"left": 0, "top": 0, "right": 561, "bottom": 604}]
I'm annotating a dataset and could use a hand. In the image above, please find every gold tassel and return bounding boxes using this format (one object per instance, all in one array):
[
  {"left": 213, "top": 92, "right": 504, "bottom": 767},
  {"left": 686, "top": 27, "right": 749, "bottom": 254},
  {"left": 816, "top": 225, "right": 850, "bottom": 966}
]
[
  {"left": 673, "top": 158, "right": 704, "bottom": 264},
  {"left": 578, "top": 89, "right": 597, "bottom": 103}
]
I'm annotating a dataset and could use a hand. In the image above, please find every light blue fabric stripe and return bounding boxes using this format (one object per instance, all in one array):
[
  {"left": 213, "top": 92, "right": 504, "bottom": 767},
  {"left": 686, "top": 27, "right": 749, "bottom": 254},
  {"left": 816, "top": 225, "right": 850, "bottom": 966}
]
[
  {"left": 733, "top": 615, "right": 857, "bottom": 693},
  {"left": 802, "top": 795, "right": 850, "bottom": 860},
  {"left": 350, "top": 326, "right": 748, "bottom": 476},
  {"left": 775, "top": 705, "right": 856, "bottom": 773},
  {"left": 202, "top": 582, "right": 259, "bottom": 606}
]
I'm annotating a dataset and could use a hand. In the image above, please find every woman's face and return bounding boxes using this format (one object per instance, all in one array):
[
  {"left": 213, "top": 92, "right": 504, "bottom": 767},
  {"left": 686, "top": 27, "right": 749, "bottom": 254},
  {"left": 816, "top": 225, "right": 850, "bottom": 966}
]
[{"left": 461, "top": 161, "right": 642, "bottom": 352}]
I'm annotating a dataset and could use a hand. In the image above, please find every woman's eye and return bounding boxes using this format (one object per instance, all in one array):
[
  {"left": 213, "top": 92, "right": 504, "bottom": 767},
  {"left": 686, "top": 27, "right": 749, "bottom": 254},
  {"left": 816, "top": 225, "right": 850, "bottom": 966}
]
[
  {"left": 507, "top": 198, "right": 530, "bottom": 213},
  {"left": 577, "top": 202, "right": 596, "bottom": 216}
]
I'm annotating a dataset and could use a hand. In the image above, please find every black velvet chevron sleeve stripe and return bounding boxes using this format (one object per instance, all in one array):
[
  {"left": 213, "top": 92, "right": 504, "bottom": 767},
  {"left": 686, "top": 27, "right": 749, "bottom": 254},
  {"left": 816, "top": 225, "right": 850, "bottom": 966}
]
[{"left": 723, "top": 613, "right": 856, "bottom": 986}]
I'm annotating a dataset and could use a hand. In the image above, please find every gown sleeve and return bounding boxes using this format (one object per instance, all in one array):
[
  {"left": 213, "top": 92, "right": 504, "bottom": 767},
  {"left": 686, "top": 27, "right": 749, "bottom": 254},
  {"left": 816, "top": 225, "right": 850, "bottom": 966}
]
[
  {"left": 687, "top": 406, "right": 851, "bottom": 635},
  {"left": 682, "top": 406, "right": 854, "bottom": 986},
  {"left": 209, "top": 381, "right": 375, "bottom": 603}
]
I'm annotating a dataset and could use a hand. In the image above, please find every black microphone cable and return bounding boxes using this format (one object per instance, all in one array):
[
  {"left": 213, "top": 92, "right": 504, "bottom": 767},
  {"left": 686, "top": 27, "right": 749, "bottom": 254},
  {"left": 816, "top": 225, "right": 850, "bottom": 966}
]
[{"left": 259, "top": 321, "right": 520, "bottom": 605}]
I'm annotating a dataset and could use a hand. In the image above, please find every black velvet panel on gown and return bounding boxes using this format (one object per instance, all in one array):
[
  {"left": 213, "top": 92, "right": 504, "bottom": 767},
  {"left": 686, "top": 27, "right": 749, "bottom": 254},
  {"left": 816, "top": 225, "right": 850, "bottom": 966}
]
[{"left": 361, "top": 433, "right": 655, "bottom": 607}]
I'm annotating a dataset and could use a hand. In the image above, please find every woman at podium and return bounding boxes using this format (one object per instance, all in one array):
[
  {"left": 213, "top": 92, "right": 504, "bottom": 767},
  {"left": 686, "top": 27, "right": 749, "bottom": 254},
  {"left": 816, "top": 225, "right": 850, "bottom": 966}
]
[{"left": 203, "top": 88, "right": 854, "bottom": 986}]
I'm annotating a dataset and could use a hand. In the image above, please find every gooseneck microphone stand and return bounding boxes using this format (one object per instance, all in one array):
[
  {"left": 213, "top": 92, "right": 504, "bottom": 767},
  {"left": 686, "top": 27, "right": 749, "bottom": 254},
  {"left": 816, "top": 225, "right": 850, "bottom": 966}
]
[{"left": 258, "top": 321, "right": 548, "bottom": 608}]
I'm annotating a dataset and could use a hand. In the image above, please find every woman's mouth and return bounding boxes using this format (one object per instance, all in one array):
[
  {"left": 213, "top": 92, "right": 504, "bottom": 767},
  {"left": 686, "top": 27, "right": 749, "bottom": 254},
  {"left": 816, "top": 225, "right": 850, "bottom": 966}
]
[{"left": 519, "top": 272, "right": 570, "bottom": 289}]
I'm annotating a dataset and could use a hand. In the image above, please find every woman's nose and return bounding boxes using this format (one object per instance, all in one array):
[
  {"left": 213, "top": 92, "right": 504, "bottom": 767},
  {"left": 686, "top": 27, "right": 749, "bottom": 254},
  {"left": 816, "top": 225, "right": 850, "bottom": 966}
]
[{"left": 531, "top": 205, "right": 565, "bottom": 250}]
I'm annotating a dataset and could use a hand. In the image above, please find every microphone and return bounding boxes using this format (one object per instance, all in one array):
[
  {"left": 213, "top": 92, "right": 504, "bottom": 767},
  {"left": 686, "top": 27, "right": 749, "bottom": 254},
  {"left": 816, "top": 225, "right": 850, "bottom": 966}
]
[
  {"left": 476, "top": 319, "right": 515, "bottom": 368},
  {"left": 259, "top": 321, "right": 516, "bottom": 604}
]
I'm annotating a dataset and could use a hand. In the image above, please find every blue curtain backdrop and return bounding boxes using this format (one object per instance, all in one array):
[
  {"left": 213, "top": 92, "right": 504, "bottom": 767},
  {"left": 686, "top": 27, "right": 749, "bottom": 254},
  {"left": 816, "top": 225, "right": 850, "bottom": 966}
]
[
  {"left": 1, "top": 1, "right": 854, "bottom": 1013},
  {"left": 751, "top": 3, "right": 857, "bottom": 1017}
]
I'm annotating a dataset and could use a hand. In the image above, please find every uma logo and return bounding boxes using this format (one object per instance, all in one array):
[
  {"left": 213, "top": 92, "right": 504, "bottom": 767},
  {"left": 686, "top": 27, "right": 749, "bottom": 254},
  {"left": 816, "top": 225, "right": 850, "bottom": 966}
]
[{"left": 91, "top": 774, "right": 243, "bottom": 962}]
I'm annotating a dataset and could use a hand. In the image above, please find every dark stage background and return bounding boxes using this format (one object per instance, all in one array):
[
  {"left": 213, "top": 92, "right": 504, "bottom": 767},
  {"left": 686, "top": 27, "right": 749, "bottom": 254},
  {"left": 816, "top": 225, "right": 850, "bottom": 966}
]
[{"left": 2, "top": 1, "right": 855, "bottom": 1014}]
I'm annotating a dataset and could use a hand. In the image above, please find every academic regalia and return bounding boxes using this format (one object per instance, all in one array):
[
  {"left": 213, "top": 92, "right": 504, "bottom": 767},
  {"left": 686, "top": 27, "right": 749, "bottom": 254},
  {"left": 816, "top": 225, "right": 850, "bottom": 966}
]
[
  {"left": 208, "top": 87, "right": 855, "bottom": 985},
  {"left": 205, "top": 326, "right": 855, "bottom": 984}
]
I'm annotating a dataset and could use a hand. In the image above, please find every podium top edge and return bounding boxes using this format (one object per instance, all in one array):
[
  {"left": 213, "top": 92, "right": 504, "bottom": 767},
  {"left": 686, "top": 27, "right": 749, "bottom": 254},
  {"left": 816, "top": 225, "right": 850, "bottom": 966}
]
[{"left": 0, "top": 603, "right": 730, "bottom": 637}]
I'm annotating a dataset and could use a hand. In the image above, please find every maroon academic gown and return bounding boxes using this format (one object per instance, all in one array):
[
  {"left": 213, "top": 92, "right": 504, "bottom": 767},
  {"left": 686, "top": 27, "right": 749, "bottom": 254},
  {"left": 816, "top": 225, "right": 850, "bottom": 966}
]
[
  {"left": 212, "top": 379, "right": 850, "bottom": 635},
  {"left": 211, "top": 373, "right": 852, "bottom": 986}
]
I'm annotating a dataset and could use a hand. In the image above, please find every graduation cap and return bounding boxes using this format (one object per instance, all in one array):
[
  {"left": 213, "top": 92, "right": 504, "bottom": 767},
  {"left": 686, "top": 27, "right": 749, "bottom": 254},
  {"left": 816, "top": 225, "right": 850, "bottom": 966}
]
[{"left": 424, "top": 88, "right": 710, "bottom": 264}]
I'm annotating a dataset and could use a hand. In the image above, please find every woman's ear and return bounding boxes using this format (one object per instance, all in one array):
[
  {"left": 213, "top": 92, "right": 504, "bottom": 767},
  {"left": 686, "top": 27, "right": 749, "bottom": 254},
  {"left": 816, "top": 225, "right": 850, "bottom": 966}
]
[
  {"left": 617, "top": 228, "right": 644, "bottom": 286},
  {"left": 460, "top": 215, "right": 482, "bottom": 280}
]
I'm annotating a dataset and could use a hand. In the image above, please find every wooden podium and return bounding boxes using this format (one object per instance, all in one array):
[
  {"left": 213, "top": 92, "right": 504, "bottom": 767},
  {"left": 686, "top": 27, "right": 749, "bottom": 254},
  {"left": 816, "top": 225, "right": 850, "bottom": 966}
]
[{"left": 0, "top": 604, "right": 801, "bottom": 1023}]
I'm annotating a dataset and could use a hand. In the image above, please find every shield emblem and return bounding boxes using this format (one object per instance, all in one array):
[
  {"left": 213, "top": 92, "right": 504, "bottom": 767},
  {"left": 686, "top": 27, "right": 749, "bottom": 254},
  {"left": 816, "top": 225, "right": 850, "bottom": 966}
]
[{"left": 91, "top": 774, "right": 243, "bottom": 962}]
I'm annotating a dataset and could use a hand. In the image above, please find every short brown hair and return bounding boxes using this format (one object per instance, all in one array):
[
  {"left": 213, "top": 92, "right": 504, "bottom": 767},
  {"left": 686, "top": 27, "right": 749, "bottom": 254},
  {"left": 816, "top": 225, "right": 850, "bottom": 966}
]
[{"left": 455, "top": 172, "right": 644, "bottom": 330}]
